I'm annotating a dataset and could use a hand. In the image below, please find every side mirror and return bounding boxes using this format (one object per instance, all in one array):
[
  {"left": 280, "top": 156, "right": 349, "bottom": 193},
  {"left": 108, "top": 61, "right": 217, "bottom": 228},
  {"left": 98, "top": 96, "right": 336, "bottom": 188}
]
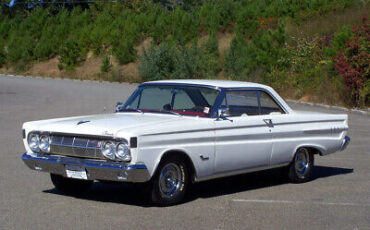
[
  {"left": 217, "top": 106, "right": 229, "bottom": 120},
  {"left": 115, "top": 102, "right": 124, "bottom": 112}
]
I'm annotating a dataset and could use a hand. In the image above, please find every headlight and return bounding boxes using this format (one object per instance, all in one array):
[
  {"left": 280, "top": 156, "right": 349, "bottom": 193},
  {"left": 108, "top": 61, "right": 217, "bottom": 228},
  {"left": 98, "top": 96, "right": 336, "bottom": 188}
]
[
  {"left": 39, "top": 135, "right": 50, "bottom": 152},
  {"left": 116, "top": 143, "right": 131, "bottom": 162},
  {"left": 28, "top": 133, "right": 39, "bottom": 151},
  {"left": 102, "top": 141, "right": 116, "bottom": 160}
]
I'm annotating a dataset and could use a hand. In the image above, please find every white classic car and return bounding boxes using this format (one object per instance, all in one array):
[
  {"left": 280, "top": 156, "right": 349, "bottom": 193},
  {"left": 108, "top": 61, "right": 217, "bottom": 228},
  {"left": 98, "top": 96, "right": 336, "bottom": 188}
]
[{"left": 22, "top": 80, "right": 350, "bottom": 206}]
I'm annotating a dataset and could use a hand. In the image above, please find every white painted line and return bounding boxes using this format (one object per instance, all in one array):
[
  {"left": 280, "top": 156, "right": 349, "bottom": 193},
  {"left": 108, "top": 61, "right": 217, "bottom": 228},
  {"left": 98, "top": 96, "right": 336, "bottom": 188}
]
[{"left": 232, "top": 199, "right": 370, "bottom": 207}]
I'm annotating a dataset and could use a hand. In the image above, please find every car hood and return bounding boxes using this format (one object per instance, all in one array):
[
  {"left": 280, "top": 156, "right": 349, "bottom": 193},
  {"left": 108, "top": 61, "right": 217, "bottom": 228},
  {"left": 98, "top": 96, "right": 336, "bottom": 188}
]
[{"left": 24, "top": 113, "right": 181, "bottom": 137}]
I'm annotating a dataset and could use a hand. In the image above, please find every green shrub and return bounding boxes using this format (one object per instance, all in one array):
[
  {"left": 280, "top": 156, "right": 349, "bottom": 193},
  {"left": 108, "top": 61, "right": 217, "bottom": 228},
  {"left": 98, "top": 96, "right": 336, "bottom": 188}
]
[
  {"left": 251, "top": 29, "right": 282, "bottom": 69},
  {"left": 101, "top": 56, "right": 112, "bottom": 73},
  {"left": 139, "top": 38, "right": 219, "bottom": 81},
  {"left": 334, "top": 17, "right": 370, "bottom": 107},
  {"left": 0, "top": 39, "right": 6, "bottom": 67},
  {"left": 90, "top": 27, "right": 104, "bottom": 55},
  {"left": 7, "top": 33, "right": 36, "bottom": 64},
  {"left": 113, "top": 39, "right": 137, "bottom": 65},
  {"left": 139, "top": 43, "right": 178, "bottom": 81},
  {"left": 170, "top": 8, "right": 200, "bottom": 45},
  {"left": 204, "top": 33, "right": 219, "bottom": 57},
  {"left": 58, "top": 38, "right": 84, "bottom": 71},
  {"left": 149, "top": 11, "right": 171, "bottom": 44},
  {"left": 224, "top": 35, "right": 258, "bottom": 80},
  {"left": 0, "top": 16, "right": 12, "bottom": 40},
  {"left": 235, "top": 2, "right": 260, "bottom": 38},
  {"left": 199, "top": 0, "right": 237, "bottom": 34},
  {"left": 176, "top": 42, "right": 219, "bottom": 79},
  {"left": 333, "top": 26, "right": 353, "bottom": 50},
  {"left": 34, "top": 35, "right": 58, "bottom": 61}
]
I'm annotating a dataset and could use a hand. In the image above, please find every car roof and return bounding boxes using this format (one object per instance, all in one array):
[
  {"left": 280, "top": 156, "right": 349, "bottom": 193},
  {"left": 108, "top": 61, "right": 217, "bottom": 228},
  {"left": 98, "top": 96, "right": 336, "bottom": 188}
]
[{"left": 141, "top": 79, "right": 269, "bottom": 89}]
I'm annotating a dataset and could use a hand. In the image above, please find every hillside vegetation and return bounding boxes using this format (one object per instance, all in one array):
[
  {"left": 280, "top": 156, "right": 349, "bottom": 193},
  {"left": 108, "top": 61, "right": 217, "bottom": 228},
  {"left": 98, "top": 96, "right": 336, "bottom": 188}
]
[{"left": 0, "top": 0, "right": 369, "bottom": 107}]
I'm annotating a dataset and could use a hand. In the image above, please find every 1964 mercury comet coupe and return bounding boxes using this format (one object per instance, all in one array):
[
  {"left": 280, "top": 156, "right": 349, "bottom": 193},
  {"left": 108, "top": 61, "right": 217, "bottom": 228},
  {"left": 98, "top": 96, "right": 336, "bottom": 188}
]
[{"left": 22, "top": 80, "right": 350, "bottom": 206}]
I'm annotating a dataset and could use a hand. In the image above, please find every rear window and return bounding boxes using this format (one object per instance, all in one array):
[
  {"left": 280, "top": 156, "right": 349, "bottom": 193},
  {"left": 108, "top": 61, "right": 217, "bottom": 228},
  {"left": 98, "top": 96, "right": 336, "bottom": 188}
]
[{"left": 259, "top": 91, "right": 284, "bottom": 115}]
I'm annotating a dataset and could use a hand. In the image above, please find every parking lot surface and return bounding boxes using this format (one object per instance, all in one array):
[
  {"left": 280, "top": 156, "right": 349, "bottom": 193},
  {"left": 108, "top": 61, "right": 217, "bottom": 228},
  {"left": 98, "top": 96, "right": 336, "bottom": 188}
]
[{"left": 0, "top": 75, "right": 369, "bottom": 230}]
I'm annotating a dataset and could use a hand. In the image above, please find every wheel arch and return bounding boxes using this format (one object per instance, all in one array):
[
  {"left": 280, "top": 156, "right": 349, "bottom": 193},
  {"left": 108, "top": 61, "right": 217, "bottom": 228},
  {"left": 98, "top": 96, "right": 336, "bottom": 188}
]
[
  {"left": 152, "top": 149, "right": 197, "bottom": 183},
  {"left": 291, "top": 144, "right": 325, "bottom": 162}
]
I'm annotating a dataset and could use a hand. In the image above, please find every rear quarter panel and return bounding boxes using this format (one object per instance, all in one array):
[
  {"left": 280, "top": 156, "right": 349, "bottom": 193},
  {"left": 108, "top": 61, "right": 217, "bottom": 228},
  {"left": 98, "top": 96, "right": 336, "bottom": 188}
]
[{"left": 269, "top": 112, "right": 348, "bottom": 166}]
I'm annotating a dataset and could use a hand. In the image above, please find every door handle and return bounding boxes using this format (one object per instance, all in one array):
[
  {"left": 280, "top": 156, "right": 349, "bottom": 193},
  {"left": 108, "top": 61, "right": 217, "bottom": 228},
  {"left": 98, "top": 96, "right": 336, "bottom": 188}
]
[
  {"left": 263, "top": 119, "right": 273, "bottom": 127},
  {"left": 200, "top": 155, "right": 209, "bottom": 160}
]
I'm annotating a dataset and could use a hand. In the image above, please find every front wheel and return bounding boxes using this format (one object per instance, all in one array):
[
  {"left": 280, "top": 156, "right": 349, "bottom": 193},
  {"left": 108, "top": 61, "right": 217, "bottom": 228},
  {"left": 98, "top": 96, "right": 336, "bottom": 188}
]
[
  {"left": 50, "top": 174, "right": 93, "bottom": 194},
  {"left": 287, "top": 148, "right": 314, "bottom": 183},
  {"left": 149, "top": 157, "right": 188, "bottom": 206}
]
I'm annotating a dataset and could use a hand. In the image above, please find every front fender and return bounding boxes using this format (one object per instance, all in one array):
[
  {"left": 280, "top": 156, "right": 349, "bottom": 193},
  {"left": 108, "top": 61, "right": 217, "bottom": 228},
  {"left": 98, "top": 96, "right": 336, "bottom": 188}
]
[{"left": 138, "top": 147, "right": 199, "bottom": 181}]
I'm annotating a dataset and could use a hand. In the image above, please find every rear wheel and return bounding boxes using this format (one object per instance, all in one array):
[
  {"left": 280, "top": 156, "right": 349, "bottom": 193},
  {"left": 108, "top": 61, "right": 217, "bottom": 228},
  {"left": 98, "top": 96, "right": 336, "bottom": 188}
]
[
  {"left": 287, "top": 148, "right": 314, "bottom": 183},
  {"left": 50, "top": 174, "right": 93, "bottom": 194},
  {"left": 149, "top": 156, "right": 188, "bottom": 206}
]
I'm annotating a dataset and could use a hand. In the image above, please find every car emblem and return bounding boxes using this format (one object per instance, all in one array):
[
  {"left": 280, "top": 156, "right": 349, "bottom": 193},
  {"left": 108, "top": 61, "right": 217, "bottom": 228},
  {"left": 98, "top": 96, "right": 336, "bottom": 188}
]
[
  {"left": 77, "top": 120, "right": 90, "bottom": 125},
  {"left": 102, "top": 131, "right": 114, "bottom": 136}
]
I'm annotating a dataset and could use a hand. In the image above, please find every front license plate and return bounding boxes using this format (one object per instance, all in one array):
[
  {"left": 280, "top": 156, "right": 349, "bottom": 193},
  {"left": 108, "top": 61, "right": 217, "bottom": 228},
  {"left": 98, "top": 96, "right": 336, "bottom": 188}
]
[{"left": 65, "top": 165, "right": 88, "bottom": 180}]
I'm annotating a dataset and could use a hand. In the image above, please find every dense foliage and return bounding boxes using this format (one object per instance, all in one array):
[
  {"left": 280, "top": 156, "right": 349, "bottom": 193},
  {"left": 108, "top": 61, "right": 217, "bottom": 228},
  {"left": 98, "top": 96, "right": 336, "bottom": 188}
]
[
  {"left": 0, "top": 0, "right": 368, "bottom": 107},
  {"left": 334, "top": 16, "right": 369, "bottom": 107},
  {"left": 139, "top": 36, "right": 219, "bottom": 81}
]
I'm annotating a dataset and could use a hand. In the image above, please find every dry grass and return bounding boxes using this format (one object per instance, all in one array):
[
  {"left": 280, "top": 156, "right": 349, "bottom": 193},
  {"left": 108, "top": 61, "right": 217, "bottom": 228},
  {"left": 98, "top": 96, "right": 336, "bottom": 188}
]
[
  {"left": 218, "top": 31, "right": 234, "bottom": 55},
  {"left": 25, "top": 57, "right": 61, "bottom": 77},
  {"left": 69, "top": 55, "right": 102, "bottom": 80},
  {"left": 286, "top": 5, "right": 370, "bottom": 40},
  {"left": 0, "top": 66, "right": 13, "bottom": 75},
  {"left": 135, "top": 37, "right": 153, "bottom": 56}
]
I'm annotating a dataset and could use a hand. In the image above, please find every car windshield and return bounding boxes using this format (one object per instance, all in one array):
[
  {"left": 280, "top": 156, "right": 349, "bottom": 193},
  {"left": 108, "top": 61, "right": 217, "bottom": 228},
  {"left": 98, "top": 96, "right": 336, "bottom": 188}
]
[{"left": 121, "top": 85, "right": 220, "bottom": 117}]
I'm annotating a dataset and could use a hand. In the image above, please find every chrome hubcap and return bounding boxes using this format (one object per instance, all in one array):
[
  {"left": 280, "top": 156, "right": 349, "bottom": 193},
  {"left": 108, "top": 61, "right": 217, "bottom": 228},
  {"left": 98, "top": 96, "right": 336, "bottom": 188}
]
[
  {"left": 159, "top": 163, "right": 182, "bottom": 198},
  {"left": 294, "top": 149, "right": 310, "bottom": 178}
]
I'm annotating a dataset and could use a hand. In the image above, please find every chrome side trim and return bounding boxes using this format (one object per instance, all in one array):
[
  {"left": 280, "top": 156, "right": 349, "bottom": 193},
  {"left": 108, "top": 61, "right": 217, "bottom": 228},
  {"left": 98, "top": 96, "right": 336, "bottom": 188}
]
[
  {"left": 142, "top": 119, "right": 347, "bottom": 137},
  {"left": 22, "top": 153, "right": 150, "bottom": 182},
  {"left": 194, "top": 162, "right": 290, "bottom": 182}
]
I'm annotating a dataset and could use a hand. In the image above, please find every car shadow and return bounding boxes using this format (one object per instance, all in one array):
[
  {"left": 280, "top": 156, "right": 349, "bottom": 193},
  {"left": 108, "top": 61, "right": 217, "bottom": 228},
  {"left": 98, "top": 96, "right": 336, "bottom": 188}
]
[
  {"left": 185, "top": 165, "right": 353, "bottom": 202},
  {"left": 43, "top": 165, "right": 353, "bottom": 207}
]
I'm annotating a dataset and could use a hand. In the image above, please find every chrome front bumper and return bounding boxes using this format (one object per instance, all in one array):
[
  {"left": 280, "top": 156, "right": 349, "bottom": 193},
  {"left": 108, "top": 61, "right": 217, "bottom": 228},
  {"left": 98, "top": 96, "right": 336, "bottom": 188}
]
[
  {"left": 340, "top": 136, "right": 350, "bottom": 151},
  {"left": 22, "top": 153, "right": 150, "bottom": 182}
]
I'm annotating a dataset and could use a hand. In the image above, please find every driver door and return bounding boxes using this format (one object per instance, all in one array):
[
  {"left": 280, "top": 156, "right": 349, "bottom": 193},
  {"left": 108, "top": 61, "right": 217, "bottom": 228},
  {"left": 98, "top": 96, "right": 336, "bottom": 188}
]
[{"left": 214, "top": 90, "right": 273, "bottom": 174}]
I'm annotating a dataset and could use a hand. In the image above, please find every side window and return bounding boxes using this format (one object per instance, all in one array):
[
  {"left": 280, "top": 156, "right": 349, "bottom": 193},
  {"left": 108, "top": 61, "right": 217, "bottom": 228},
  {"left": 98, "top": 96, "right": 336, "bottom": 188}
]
[
  {"left": 259, "top": 91, "right": 285, "bottom": 115},
  {"left": 224, "top": 91, "right": 259, "bottom": 116}
]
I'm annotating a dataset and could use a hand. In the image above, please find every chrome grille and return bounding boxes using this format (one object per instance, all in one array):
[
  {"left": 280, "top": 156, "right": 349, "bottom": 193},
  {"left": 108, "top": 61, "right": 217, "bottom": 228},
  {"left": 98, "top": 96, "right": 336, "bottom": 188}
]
[{"left": 49, "top": 135, "right": 104, "bottom": 159}]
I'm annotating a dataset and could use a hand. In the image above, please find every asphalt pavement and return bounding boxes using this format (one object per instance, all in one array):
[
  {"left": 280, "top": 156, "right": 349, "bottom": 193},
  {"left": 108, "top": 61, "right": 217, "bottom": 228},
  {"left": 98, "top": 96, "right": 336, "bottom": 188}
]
[{"left": 0, "top": 75, "right": 369, "bottom": 230}]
